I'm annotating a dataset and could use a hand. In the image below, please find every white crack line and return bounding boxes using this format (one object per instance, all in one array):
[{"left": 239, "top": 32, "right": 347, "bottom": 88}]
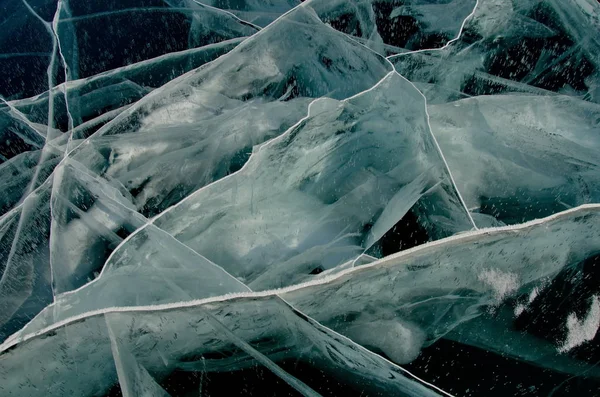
[
  {"left": 325, "top": 22, "right": 479, "bottom": 231},
  {"left": 381, "top": 0, "right": 482, "bottom": 228},
  {"left": 1, "top": 3, "right": 462, "bottom": 394},
  {"left": 4, "top": 202, "right": 596, "bottom": 349},
  {"left": 3, "top": 204, "right": 599, "bottom": 393},
  {"left": 387, "top": 0, "right": 480, "bottom": 60},
  {"left": 190, "top": 0, "right": 263, "bottom": 31}
]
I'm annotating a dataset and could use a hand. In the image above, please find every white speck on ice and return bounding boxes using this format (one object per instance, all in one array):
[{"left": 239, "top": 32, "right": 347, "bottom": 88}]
[
  {"left": 559, "top": 295, "right": 600, "bottom": 353},
  {"left": 478, "top": 268, "right": 519, "bottom": 301}
]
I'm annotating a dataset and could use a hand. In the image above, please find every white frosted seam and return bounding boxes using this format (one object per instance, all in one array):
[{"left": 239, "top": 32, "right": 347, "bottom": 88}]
[
  {"left": 2, "top": 203, "right": 598, "bottom": 353},
  {"left": 190, "top": 0, "right": 263, "bottom": 31},
  {"left": 387, "top": 0, "right": 480, "bottom": 60},
  {"left": 203, "top": 310, "right": 322, "bottom": 397}
]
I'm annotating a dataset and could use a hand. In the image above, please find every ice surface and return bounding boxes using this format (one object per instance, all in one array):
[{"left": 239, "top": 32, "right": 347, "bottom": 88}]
[
  {"left": 6, "top": 70, "right": 475, "bottom": 339},
  {"left": 190, "top": 0, "right": 302, "bottom": 27},
  {"left": 1, "top": 0, "right": 600, "bottom": 395},
  {"left": 0, "top": 105, "right": 47, "bottom": 162},
  {"left": 0, "top": 150, "right": 60, "bottom": 214},
  {"left": 428, "top": 95, "right": 600, "bottom": 224},
  {"left": 8, "top": 34, "right": 245, "bottom": 134},
  {"left": 284, "top": 205, "right": 600, "bottom": 375},
  {"left": 152, "top": 71, "right": 473, "bottom": 288},
  {"left": 311, "top": 0, "right": 478, "bottom": 55},
  {"left": 65, "top": 4, "right": 392, "bottom": 216},
  {"left": 2, "top": 206, "right": 600, "bottom": 395},
  {"left": 389, "top": 0, "right": 600, "bottom": 225},
  {"left": 0, "top": 179, "right": 53, "bottom": 341},
  {"left": 391, "top": 0, "right": 600, "bottom": 103},
  {"left": 1, "top": 0, "right": 256, "bottom": 101},
  {"left": 0, "top": 295, "right": 449, "bottom": 396}
]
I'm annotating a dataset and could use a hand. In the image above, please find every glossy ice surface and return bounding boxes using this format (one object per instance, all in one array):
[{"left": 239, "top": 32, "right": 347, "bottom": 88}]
[{"left": 0, "top": 0, "right": 599, "bottom": 396}]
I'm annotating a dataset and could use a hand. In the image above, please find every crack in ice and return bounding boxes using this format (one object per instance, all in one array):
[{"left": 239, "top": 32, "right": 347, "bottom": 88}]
[
  {"left": 386, "top": 0, "right": 480, "bottom": 60},
  {"left": 190, "top": 0, "right": 263, "bottom": 31},
  {"left": 329, "top": 24, "right": 479, "bottom": 230},
  {"left": 3, "top": 202, "right": 597, "bottom": 354},
  {"left": 375, "top": 0, "right": 482, "bottom": 229},
  {"left": 0, "top": 98, "right": 46, "bottom": 141},
  {"left": 51, "top": 0, "right": 75, "bottom": 137}
]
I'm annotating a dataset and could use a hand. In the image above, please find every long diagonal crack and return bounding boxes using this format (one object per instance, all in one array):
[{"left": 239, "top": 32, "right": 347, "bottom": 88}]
[{"left": 6, "top": 201, "right": 597, "bottom": 393}]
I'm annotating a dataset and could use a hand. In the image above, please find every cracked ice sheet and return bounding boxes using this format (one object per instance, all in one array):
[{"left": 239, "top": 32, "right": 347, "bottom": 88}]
[
  {"left": 0, "top": 178, "right": 53, "bottom": 342},
  {"left": 67, "top": 4, "right": 391, "bottom": 216},
  {"left": 0, "top": 104, "right": 63, "bottom": 217},
  {"left": 310, "top": 0, "right": 477, "bottom": 56},
  {"left": 152, "top": 71, "right": 473, "bottom": 289},
  {"left": 10, "top": 71, "right": 474, "bottom": 339},
  {"left": 438, "top": 248, "right": 600, "bottom": 389},
  {"left": 9, "top": 38, "right": 244, "bottom": 134},
  {"left": 389, "top": 0, "right": 478, "bottom": 37},
  {"left": 1, "top": 0, "right": 257, "bottom": 102},
  {"left": 0, "top": 3, "right": 393, "bottom": 341},
  {"left": 0, "top": 295, "right": 447, "bottom": 397},
  {"left": 0, "top": 105, "right": 47, "bottom": 164},
  {"left": 0, "top": 150, "right": 60, "bottom": 215},
  {"left": 0, "top": 4, "right": 256, "bottom": 295},
  {"left": 0, "top": 157, "right": 150, "bottom": 340},
  {"left": 427, "top": 94, "right": 600, "bottom": 224},
  {"left": 10, "top": 220, "right": 252, "bottom": 340},
  {"left": 3, "top": 205, "right": 600, "bottom": 395},
  {"left": 184, "top": 0, "right": 302, "bottom": 27},
  {"left": 283, "top": 204, "right": 600, "bottom": 375},
  {"left": 1, "top": 0, "right": 599, "bottom": 395},
  {"left": 391, "top": 0, "right": 600, "bottom": 103}
]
